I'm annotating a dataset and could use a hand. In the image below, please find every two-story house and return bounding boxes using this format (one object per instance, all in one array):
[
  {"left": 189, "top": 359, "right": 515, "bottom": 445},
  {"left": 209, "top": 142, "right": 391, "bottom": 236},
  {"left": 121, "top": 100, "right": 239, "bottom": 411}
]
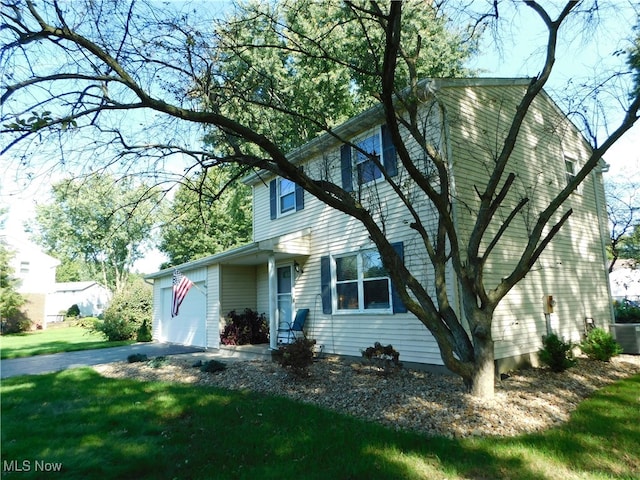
[
  {"left": 146, "top": 78, "right": 612, "bottom": 372},
  {"left": 3, "top": 235, "right": 61, "bottom": 327}
]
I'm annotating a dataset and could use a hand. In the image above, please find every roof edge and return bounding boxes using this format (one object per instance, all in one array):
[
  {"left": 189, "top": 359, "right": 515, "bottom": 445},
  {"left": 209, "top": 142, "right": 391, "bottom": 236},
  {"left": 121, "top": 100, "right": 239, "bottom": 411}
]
[{"left": 242, "top": 77, "right": 534, "bottom": 185}]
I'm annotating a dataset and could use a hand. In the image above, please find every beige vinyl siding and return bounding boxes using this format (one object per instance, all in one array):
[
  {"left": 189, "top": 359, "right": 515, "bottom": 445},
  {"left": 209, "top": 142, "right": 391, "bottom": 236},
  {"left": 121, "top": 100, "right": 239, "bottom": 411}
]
[
  {"left": 294, "top": 234, "right": 445, "bottom": 365},
  {"left": 251, "top": 120, "right": 448, "bottom": 364},
  {"left": 247, "top": 79, "right": 610, "bottom": 367},
  {"left": 442, "top": 84, "right": 611, "bottom": 361},
  {"left": 217, "top": 265, "right": 258, "bottom": 342},
  {"left": 256, "top": 264, "right": 269, "bottom": 316},
  {"left": 220, "top": 265, "right": 257, "bottom": 313}
]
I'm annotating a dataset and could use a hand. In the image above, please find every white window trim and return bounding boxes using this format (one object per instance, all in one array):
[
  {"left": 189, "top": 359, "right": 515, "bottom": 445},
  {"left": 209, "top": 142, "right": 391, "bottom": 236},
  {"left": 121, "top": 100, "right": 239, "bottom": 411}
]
[
  {"left": 331, "top": 249, "right": 393, "bottom": 314},
  {"left": 564, "top": 156, "right": 583, "bottom": 194}
]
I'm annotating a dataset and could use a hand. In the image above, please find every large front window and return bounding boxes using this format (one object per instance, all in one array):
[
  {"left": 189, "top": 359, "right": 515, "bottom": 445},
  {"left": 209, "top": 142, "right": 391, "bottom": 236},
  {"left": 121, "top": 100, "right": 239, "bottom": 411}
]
[
  {"left": 335, "top": 250, "right": 391, "bottom": 312},
  {"left": 355, "top": 133, "right": 382, "bottom": 184}
]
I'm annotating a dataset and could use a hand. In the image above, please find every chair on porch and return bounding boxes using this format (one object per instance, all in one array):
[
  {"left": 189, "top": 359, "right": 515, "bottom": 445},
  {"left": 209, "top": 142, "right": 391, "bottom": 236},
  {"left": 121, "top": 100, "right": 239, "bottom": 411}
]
[{"left": 278, "top": 308, "right": 309, "bottom": 344}]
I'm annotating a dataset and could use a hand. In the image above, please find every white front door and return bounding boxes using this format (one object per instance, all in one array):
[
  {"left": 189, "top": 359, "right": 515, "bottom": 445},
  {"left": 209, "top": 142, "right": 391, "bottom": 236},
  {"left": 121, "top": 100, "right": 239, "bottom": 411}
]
[{"left": 276, "top": 265, "right": 294, "bottom": 344}]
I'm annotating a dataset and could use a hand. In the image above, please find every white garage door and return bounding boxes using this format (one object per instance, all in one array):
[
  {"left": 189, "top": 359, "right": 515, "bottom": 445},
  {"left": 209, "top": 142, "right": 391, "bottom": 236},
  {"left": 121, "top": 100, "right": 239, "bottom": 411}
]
[{"left": 158, "top": 282, "right": 206, "bottom": 347}]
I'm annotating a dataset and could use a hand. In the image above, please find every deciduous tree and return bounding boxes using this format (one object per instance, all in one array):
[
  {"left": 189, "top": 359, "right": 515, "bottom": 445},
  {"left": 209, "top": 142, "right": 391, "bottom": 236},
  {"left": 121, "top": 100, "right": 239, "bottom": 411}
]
[
  {"left": 2, "top": 0, "right": 639, "bottom": 397},
  {"left": 29, "top": 175, "right": 161, "bottom": 293},
  {"left": 0, "top": 237, "right": 27, "bottom": 333},
  {"left": 606, "top": 177, "right": 640, "bottom": 270},
  {"left": 159, "top": 167, "right": 252, "bottom": 266}
]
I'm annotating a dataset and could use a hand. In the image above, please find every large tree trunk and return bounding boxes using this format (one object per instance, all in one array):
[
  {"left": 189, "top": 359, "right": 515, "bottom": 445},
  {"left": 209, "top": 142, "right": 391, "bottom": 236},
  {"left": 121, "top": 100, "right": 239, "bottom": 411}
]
[
  {"left": 470, "top": 331, "right": 495, "bottom": 398},
  {"left": 462, "top": 292, "right": 496, "bottom": 398}
]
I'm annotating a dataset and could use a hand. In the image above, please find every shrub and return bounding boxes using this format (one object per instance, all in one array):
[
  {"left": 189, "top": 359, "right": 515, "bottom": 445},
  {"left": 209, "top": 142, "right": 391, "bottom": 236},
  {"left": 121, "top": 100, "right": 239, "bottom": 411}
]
[
  {"left": 136, "top": 319, "right": 153, "bottom": 342},
  {"left": 93, "top": 277, "right": 152, "bottom": 341},
  {"left": 127, "top": 353, "right": 148, "bottom": 363},
  {"left": 66, "top": 304, "right": 80, "bottom": 318},
  {"left": 149, "top": 356, "right": 167, "bottom": 368},
  {"left": 539, "top": 333, "right": 576, "bottom": 372},
  {"left": 580, "top": 327, "right": 623, "bottom": 361},
  {"left": 77, "top": 316, "right": 100, "bottom": 330},
  {"left": 613, "top": 299, "right": 640, "bottom": 324},
  {"left": 220, "top": 308, "right": 269, "bottom": 345},
  {"left": 274, "top": 338, "right": 316, "bottom": 378},
  {"left": 200, "top": 359, "right": 226, "bottom": 373},
  {"left": 0, "top": 310, "right": 31, "bottom": 334},
  {"left": 96, "top": 315, "right": 137, "bottom": 341},
  {"left": 361, "top": 342, "right": 402, "bottom": 374}
]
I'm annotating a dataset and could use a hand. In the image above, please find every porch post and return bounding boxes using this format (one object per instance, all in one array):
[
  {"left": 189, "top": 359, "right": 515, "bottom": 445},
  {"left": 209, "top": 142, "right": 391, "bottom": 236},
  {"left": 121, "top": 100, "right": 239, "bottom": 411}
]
[
  {"left": 207, "top": 264, "right": 221, "bottom": 350},
  {"left": 268, "top": 254, "right": 277, "bottom": 350}
]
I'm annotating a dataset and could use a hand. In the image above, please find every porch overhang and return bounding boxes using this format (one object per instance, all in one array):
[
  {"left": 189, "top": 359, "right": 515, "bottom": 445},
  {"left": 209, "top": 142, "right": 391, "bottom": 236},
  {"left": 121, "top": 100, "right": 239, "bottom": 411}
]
[{"left": 144, "top": 228, "right": 312, "bottom": 278}]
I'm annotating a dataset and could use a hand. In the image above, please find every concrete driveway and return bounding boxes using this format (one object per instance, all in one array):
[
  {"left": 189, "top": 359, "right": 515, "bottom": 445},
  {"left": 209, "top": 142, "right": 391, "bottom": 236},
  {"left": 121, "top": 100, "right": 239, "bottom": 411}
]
[{"left": 0, "top": 343, "right": 204, "bottom": 379}]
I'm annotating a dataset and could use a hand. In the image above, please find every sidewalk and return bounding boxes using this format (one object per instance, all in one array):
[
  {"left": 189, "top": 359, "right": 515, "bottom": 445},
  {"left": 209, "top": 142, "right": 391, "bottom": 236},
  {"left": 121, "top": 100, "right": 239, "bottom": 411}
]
[{"left": 1, "top": 342, "right": 275, "bottom": 379}]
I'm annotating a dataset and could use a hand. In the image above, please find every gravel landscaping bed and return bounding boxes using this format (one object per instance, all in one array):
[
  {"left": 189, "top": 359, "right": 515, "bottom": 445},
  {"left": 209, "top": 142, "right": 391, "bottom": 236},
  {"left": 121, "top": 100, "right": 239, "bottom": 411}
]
[{"left": 93, "top": 353, "right": 640, "bottom": 438}]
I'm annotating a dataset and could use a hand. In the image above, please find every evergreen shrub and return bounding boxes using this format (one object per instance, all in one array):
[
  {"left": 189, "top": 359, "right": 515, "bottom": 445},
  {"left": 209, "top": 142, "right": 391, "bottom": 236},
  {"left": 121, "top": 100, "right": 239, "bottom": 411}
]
[
  {"left": 539, "top": 333, "right": 576, "bottom": 372},
  {"left": 127, "top": 353, "right": 148, "bottom": 363},
  {"left": 200, "top": 359, "right": 227, "bottom": 373},
  {"left": 580, "top": 327, "right": 623, "bottom": 361}
]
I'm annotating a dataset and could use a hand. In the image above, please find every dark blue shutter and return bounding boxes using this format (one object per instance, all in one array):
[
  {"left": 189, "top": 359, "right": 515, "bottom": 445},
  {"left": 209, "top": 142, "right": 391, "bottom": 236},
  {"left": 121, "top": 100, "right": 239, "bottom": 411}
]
[
  {"left": 381, "top": 124, "right": 398, "bottom": 177},
  {"left": 269, "top": 179, "right": 277, "bottom": 220},
  {"left": 390, "top": 241, "right": 407, "bottom": 313},
  {"left": 320, "top": 256, "right": 332, "bottom": 314},
  {"left": 295, "top": 183, "right": 304, "bottom": 211},
  {"left": 295, "top": 167, "right": 304, "bottom": 211},
  {"left": 340, "top": 144, "right": 353, "bottom": 192}
]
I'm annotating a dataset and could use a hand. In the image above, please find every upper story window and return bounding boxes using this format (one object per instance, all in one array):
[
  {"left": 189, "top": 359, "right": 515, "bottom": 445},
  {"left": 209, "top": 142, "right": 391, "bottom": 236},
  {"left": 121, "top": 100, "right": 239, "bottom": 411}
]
[
  {"left": 20, "top": 261, "right": 30, "bottom": 274},
  {"left": 564, "top": 156, "right": 583, "bottom": 194},
  {"left": 279, "top": 178, "right": 296, "bottom": 214},
  {"left": 565, "top": 157, "right": 576, "bottom": 185},
  {"left": 341, "top": 124, "right": 397, "bottom": 192},
  {"left": 270, "top": 176, "right": 304, "bottom": 220},
  {"left": 355, "top": 133, "right": 382, "bottom": 184}
]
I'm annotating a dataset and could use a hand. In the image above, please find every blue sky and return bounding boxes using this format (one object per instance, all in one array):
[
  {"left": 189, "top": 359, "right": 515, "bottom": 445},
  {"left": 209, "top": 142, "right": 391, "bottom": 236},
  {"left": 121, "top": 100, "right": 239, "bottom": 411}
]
[{"left": 1, "top": 0, "right": 638, "bottom": 272}]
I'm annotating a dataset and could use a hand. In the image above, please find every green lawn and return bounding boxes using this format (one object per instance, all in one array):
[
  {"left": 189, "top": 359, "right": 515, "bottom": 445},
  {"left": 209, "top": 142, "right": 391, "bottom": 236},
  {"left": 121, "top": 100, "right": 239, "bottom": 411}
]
[
  {"left": 1, "top": 368, "right": 638, "bottom": 479},
  {"left": 0, "top": 326, "right": 134, "bottom": 359}
]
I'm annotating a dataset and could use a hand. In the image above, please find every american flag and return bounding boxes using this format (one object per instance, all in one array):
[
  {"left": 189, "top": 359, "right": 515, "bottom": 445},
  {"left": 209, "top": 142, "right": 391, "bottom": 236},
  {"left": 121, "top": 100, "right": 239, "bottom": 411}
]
[{"left": 171, "top": 270, "right": 194, "bottom": 317}]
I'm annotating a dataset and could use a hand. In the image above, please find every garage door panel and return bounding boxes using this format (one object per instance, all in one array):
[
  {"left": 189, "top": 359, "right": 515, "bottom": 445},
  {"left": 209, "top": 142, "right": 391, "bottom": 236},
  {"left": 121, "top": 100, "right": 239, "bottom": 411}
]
[{"left": 158, "top": 283, "right": 206, "bottom": 347}]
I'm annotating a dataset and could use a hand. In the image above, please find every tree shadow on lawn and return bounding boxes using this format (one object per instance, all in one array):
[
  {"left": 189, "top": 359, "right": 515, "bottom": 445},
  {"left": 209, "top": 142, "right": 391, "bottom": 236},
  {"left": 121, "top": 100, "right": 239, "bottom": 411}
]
[
  {"left": 1, "top": 369, "right": 637, "bottom": 480},
  {"left": 515, "top": 374, "right": 640, "bottom": 477},
  {"left": 1, "top": 339, "right": 133, "bottom": 359}
]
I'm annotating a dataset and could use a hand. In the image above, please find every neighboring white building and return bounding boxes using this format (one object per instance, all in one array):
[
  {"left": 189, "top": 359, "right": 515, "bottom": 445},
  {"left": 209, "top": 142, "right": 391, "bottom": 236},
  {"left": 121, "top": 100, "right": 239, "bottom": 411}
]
[
  {"left": 146, "top": 78, "right": 612, "bottom": 372},
  {"left": 610, "top": 260, "right": 640, "bottom": 301},
  {"left": 3, "top": 235, "right": 60, "bottom": 327},
  {"left": 49, "top": 281, "right": 112, "bottom": 320}
]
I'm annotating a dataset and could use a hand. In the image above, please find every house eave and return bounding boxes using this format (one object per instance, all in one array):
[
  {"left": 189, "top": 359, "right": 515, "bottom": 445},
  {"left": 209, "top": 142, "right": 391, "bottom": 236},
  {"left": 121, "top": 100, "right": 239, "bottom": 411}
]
[{"left": 242, "top": 77, "right": 534, "bottom": 186}]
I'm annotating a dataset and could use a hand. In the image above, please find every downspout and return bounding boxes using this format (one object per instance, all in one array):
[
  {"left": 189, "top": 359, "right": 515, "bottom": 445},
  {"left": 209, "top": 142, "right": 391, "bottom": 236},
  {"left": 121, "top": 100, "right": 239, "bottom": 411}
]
[{"left": 593, "top": 161, "right": 616, "bottom": 326}]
